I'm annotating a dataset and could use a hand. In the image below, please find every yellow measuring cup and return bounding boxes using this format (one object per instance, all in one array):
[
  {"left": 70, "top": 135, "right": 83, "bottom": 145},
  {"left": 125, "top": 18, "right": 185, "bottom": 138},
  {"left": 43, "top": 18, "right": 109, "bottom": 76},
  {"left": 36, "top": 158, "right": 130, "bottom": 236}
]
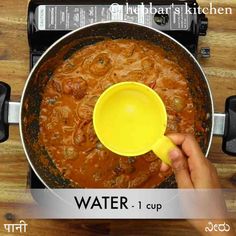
[{"left": 93, "top": 82, "right": 176, "bottom": 165}]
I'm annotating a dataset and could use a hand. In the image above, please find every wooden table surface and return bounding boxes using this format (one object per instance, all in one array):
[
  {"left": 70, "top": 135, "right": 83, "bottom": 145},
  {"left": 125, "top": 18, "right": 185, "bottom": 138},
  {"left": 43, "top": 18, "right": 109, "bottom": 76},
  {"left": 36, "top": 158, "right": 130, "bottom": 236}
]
[{"left": 0, "top": 0, "right": 235, "bottom": 235}]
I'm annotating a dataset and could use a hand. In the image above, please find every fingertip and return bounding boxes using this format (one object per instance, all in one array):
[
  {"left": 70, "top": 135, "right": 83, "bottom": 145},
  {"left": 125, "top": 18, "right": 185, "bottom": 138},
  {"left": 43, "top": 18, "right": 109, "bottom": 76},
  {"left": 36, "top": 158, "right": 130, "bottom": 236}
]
[
  {"left": 169, "top": 148, "right": 181, "bottom": 161},
  {"left": 160, "top": 162, "right": 170, "bottom": 172},
  {"left": 168, "top": 148, "right": 188, "bottom": 171},
  {"left": 166, "top": 133, "right": 186, "bottom": 146}
]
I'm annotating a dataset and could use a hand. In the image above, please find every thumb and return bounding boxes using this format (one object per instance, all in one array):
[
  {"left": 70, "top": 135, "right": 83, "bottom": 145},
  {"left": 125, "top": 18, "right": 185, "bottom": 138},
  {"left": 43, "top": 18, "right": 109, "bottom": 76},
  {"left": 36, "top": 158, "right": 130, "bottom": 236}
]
[{"left": 169, "top": 148, "right": 193, "bottom": 188}]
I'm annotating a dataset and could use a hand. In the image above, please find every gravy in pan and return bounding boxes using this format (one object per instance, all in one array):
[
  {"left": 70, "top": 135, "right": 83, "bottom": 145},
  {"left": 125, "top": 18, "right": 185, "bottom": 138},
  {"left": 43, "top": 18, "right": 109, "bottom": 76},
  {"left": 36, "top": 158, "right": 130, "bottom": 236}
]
[{"left": 39, "top": 39, "right": 197, "bottom": 188}]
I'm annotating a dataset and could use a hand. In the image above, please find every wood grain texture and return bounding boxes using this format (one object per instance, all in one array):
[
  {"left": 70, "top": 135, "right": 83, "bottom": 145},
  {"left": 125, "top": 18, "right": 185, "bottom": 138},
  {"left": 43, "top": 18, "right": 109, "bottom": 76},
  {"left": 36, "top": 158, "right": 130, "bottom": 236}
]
[{"left": 0, "top": 0, "right": 235, "bottom": 235}]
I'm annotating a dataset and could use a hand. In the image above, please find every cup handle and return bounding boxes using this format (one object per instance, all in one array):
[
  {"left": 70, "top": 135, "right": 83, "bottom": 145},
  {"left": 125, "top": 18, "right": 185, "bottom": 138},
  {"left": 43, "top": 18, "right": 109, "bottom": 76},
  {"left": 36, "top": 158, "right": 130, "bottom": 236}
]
[{"left": 152, "top": 136, "right": 176, "bottom": 165}]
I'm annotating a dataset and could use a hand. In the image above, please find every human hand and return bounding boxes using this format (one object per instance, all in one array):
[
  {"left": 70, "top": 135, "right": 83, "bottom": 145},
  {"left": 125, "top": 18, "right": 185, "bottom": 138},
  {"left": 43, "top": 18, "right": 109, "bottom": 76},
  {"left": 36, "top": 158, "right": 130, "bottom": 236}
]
[
  {"left": 160, "top": 133, "right": 235, "bottom": 236},
  {"left": 160, "top": 133, "right": 220, "bottom": 189}
]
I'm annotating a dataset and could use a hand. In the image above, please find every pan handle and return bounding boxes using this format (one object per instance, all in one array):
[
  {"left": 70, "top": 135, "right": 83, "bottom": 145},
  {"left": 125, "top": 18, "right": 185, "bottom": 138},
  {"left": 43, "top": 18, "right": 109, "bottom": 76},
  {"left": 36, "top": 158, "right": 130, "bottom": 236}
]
[
  {"left": 0, "top": 82, "right": 11, "bottom": 142},
  {"left": 213, "top": 96, "right": 236, "bottom": 156},
  {"left": 0, "top": 82, "right": 20, "bottom": 143}
]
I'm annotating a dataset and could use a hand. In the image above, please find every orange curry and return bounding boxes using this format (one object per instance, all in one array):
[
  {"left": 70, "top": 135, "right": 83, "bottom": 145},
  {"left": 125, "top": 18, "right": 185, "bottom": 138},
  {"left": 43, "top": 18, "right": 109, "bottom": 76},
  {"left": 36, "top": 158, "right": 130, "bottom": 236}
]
[{"left": 39, "top": 39, "right": 196, "bottom": 188}]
